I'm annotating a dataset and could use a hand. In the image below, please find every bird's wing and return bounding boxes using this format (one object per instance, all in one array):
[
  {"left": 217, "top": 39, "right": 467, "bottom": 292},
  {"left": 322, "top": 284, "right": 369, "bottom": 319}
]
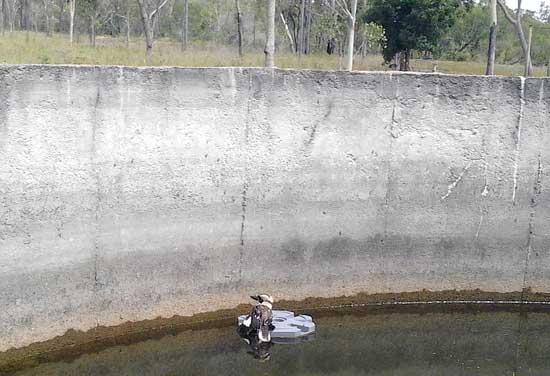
[
  {"left": 259, "top": 305, "right": 272, "bottom": 326},
  {"left": 250, "top": 305, "right": 272, "bottom": 330},
  {"left": 250, "top": 305, "right": 262, "bottom": 330}
]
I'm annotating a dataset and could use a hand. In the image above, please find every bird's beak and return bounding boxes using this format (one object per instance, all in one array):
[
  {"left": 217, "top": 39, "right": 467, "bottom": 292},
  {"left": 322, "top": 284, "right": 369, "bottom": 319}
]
[{"left": 250, "top": 295, "right": 260, "bottom": 302}]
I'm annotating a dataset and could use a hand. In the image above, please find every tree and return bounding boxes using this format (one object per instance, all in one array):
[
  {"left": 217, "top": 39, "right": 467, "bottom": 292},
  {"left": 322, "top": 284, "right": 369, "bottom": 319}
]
[
  {"left": 280, "top": 11, "right": 296, "bottom": 52},
  {"left": 540, "top": 1, "right": 550, "bottom": 23},
  {"left": 136, "top": 0, "right": 169, "bottom": 60},
  {"left": 497, "top": 0, "right": 533, "bottom": 76},
  {"left": 235, "top": 0, "right": 243, "bottom": 56},
  {"left": 298, "top": 0, "right": 305, "bottom": 54},
  {"left": 365, "top": 0, "right": 465, "bottom": 71},
  {"left": 486, "top": 0, "right": 497, "bottom": 74},
  {"left": 181, "top": 0, "right": 188, "bottom": 50},
  {"left": 265, "top": 0, "right": 275, "bottom": 68},
  {"left": 69, "top": 0, "right": 76, "bottom": 44},
  {"left": 43, "top": 0, "right": 54, "bottom": 36},
  {"left": 21, "top": 0, "right": 31, "bottom": 30},
  {"left": 0, "top": 0, "right": 4, "bottom": 35},
  {"left": 334, "top": 0, "right": 358, "bottom": 71},
  {"left": 80, "top": 0, "right": 103, "bottom": 46}
]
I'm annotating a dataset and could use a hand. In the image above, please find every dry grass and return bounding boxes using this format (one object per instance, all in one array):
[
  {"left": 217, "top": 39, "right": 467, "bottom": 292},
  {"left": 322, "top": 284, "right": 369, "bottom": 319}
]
[{"left": 0, "top": 31, "right": 548, "bottom": 77}]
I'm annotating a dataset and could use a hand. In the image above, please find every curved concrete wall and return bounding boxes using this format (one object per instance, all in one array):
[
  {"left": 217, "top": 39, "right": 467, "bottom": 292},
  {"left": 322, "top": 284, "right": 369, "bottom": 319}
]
[{"left": 0, "top": 65, "right": 549, "bottom": 351}]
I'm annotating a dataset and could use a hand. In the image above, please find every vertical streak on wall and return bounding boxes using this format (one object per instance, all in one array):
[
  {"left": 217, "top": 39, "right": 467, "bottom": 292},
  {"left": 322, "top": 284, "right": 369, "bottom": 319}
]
[
  {"left": 238, "top": 69, "right": 252, "bottom": 284},
  {"left": 521, "top": 80, "right": 547, "bottom": 298},
  {"left": 512, "top": 77, "right": 526, "bottom": 205},
  {"left": 382, "top": 74, "right": 399, "bottom": 242},
  {"left": 91, "top": 81, "right": 102, "bottom": 327}
]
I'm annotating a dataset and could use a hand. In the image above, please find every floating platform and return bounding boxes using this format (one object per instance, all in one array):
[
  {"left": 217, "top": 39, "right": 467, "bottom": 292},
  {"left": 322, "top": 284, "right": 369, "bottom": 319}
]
[{"left": 238, "top": 310, "right": 316, "bottom": 340}]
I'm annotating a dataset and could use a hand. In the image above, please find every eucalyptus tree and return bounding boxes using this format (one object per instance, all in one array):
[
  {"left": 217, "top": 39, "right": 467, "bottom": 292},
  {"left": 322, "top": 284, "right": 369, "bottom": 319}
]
[
  {"left": 486, "top": 0, "right": 497, "bottom": 74},
  {"left": 0, "top": 0, "right": 4, "bottom": 34},
  {"left": 69, "top": 0, "right": 76, "bottom": 44},
  {"left": 236, "top": 0, "right": 243, "bottom": 56},
  {"left": 136, "top": 0, "right": 169, "bottom": 60},
  {"left": 496, "top": 0, "right": 533, "bottom": 75},
  {"left": 80, "top": 0, "right": 104, "bottom": 46},
  {"left": 265, "top": 0, "right": 275, "bottom": 67},
  {"left": 336, "top": 0, "right": 358, "bottom": 71},
  {"left": 181, "top": 0, "right": 188, "bottom": 50}
]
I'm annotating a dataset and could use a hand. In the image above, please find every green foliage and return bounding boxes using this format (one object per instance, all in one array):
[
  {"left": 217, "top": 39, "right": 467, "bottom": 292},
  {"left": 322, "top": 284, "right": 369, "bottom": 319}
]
[
  {"left": 541, "top": 2, "right": 550, "bottom": 23},
  {"left": 314, "top": 14, "right": 346, "bottom": 42},
  {"left": 358, "top": 22, "right": 386, "bottom": 53},
  {"left": 438, "top": 4, "right": 488, "bottom": 60},
  {"left": 364, "top": 0, "right": 465, "bottom": 62}
]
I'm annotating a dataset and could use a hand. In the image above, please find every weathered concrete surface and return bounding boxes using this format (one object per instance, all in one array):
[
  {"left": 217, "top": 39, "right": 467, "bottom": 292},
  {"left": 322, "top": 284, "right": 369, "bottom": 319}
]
[{"left": 0, "top": 65, "right": 548, "bottom": 351}]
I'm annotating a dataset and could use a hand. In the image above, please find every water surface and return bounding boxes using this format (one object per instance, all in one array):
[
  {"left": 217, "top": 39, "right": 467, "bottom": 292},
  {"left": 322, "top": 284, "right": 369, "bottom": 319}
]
[{"left": 13, "top": 309, "right": 550, "bottom": 375}]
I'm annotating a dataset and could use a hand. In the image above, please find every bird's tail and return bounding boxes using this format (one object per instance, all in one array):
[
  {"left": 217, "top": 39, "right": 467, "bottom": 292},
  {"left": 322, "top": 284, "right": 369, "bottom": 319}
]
[{"left": 258, "top": 325, "right": 271, "bottom": 343}]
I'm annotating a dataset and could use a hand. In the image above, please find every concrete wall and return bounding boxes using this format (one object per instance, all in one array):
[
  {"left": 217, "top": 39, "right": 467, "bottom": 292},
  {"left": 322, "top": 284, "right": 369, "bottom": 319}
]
[{"left": 0, "top": 65, "right": 548, "bottom": 351}]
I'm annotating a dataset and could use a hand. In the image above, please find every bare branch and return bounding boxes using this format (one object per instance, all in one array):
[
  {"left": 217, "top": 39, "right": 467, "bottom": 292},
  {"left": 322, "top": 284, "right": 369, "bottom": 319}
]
[
  {"left": 497, "top": 0, "right": 518, "bottom": 25},
  {"left": 335, "top": 0, "right": 351, "bottom": 18},
  {"left": 150, "top": 0, "right": 168, "bottom": 19}
]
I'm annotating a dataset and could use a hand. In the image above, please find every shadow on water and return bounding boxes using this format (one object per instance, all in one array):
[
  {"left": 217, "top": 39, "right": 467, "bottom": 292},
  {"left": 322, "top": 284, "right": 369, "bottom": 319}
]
[{"left": 8, "top": 304, "right": 550, "bottom": 376}]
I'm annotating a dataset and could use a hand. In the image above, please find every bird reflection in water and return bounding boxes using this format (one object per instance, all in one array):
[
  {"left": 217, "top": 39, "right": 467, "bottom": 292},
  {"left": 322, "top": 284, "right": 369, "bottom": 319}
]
[
  {"left": 237, "top": 328, "right": 274, "bottom": 361},
  {"left": 237, "top": 324, "right": 315, "bottom": 361}
]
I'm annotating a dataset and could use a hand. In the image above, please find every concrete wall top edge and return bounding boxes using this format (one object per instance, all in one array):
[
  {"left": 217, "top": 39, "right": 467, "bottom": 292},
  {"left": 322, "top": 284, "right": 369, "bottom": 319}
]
[{"left": 0, "top": 63, "right": 548, "bottom": 81}]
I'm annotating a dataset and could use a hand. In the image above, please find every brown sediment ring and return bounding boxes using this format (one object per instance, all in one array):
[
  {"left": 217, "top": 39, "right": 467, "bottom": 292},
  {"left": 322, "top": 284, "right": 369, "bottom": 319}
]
[{"left": 3, "top": 290, "right": 550, "bottom": 375}]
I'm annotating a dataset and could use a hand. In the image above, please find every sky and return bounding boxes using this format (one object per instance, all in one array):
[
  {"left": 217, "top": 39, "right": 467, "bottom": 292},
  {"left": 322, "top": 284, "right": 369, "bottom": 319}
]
[{"left": 505, "top": 0, "right": 544, "bottom": 12}]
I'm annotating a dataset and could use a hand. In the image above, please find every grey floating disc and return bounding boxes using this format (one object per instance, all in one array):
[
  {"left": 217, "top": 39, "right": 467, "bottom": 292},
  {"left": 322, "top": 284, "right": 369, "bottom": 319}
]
[{"left": 238, "top": 310, "right": 316, "bottom": 339}]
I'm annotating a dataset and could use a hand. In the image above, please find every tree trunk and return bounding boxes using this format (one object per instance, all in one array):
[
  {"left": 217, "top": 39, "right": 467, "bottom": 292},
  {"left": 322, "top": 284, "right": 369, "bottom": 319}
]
[
  {"left": 0, "top": 0, "right": 4, "bottom": 35},
  {"left": 399, "top": 50, "right": 410, "bottom": 71},
  {"left": 516, "top": 22, "right": 532, "bottom": 76},
  {"left": 298, "top": 0, "right": 305, "bottom": 54},
  {"left": 280, "top": 12, "right": 295, "bottom": 53},
  {"left": 137, "top": 0, "right": 168, "bottom": 62},
  {"left": 181, "top": 0, "right": 188, "bottom": 51},
  {"left": 305, "top": 0, "right": 312, "bottom": 54},
  {"left": 486, "top": 0, "right": 497, "bottom": 75},
  {"left": 344, "top": 0, "right": 357, "bottom": 71},
  {"left": 44, "top": 0, "right": 52, "bottom": 36},
  {"left": 497, "top": 0, "right": 532, "bottom": 76},
  {"left": 69, "top": 0, "right": 75, "bottom": 44},
  {"left": 126, "top": 7, "right": 130, "bottom": 48},
  {"left": 90, "top": 13, "right": 96, "bottom": 47},
  {"left": 236, "top": 0, "right": 243, "bottom": 57},
  {"left": 141, "top": 17, "right": 154, "bottom": 60},
  {"left": 264, "top": 0, "right": 275, "bottom": 68},
  {"left": 252, "top": 13, "right": 256, "bottom": 48},
  {"left": 21, "top": 0, "right": 30, "bottom": 30},
  {"left": 58, "top": 0, "right": 64, "bottom": 32},
  {"left": 525, "top": 25, "right": 532, "bottom": 77},
  {"left": 7, "top": 0, "right": 14, "bottom": 31}
]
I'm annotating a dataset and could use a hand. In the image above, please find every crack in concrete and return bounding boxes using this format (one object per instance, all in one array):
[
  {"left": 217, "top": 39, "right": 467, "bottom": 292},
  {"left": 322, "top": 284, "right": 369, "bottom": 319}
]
[
  {"left": 237, "top": 179, "right": 249, "bottom": 285},
  {"left": 383, "top": 76, "right": 400, "bottom": 241},
  {"left": 345, "top": 153, "right": 369, "bottom": 177},
  {"left": 475, "top": 147, "right": 490, "bottom": 241},
  {"left": 520, "top": 154, "right": 543, "bottom": 301},
  {"left": 441, "top": 161, "right": 473, "bottom": 201},
  {"left": 91, "top": 86, "right": 102, "bottom": 321},
  {"left": 305, "top": 101, "right": 333, "bottom": 148},
  {"left": 512, "top": 77, "right": 526, "bottom": 205},
  {"left": 239, "top": 182, "right": 248, "bottom": 249},
  {"left": 238, "top": 71, "right": 253, "bottom": 284},
  {"left": 475, "top": 210, "right": 484, "bottom": 240},
  {"left": 244, "top": 70, "right": 252, "bottom": 143}
]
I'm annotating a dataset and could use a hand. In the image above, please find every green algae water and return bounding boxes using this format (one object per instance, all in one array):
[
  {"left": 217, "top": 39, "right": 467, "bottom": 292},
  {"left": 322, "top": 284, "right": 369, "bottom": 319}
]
[{"left": 10, "top": 309, "right": 550, "bottom": 376}]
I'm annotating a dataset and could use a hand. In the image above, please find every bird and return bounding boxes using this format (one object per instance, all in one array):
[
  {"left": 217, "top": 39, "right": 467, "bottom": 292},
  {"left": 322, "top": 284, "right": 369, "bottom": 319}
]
[{"left": 238, "top": 294, "right": 274, "bottom": 343}]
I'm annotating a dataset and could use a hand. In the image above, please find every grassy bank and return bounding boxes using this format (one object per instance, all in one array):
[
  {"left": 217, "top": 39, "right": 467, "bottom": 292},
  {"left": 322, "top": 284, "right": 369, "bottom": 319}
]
[{"left": 0, "top": 31, "right": 548, "bottom": 76}]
